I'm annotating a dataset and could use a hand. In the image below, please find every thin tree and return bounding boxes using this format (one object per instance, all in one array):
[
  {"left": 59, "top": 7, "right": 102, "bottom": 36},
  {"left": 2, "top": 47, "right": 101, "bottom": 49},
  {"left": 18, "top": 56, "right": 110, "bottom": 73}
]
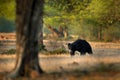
[{"left": 8, "top": 0, "right": 44, "bottom": 78}]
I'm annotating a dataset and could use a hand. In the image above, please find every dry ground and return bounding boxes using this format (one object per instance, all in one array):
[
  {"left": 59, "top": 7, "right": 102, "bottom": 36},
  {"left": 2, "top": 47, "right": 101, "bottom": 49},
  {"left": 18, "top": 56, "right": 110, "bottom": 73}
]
[
  {"left": 0, "top": 71, "right": 120, "bottom": 80},
  {"left": 0, "top": 48, "right": 120, "bottom": 80},
  {"left": 0, "top": 33, "right": 120, "bottom": 80}
]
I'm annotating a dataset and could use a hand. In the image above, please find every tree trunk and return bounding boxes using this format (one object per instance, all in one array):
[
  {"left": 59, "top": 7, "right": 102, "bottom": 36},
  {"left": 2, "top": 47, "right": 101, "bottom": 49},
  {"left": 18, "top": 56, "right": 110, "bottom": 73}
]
[
  {"left": 98, "top": 26, "right": 102, "bottom": 41},
  {"left": 8, "top": 0, "right": 44, "bottom": 78}
]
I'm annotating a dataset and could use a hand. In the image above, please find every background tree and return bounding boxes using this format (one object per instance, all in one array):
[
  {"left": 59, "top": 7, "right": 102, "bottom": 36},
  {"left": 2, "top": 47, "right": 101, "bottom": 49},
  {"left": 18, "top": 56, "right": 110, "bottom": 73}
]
[
  {"left": 0, "top": 0, "right": 15, "bottom": 20},
  {"left": 83, "top": 0, "right": 120, "bottom": 41},
  {"left": 44, "top": 0, "right": 91, "bottom": 40},
  {"left": 44, "top": 0, "right": 120, "bottom": 41},
  {"left": 0, "top": 17, "right": 15, "bottom": 32},
  {"left": 8, "top": 0, "right": 44, "bottom": 78},
  {"left": 0, "top": 0, "right": 15, "bottom": 32}
]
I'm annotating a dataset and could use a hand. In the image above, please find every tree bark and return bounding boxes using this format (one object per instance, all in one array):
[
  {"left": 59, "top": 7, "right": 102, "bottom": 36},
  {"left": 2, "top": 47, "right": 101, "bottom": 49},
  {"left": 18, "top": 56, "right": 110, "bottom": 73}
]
[
  {"left": 98, "top": 26, "right": 102, "bottom": 41},
  {"left": 8, "top": 0, "right": 44, "bottom": 78}
]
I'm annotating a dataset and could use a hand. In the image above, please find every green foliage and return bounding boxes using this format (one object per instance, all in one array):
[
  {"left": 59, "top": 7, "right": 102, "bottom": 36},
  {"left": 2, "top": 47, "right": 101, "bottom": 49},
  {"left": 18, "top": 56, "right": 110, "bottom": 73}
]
[
  {"left": 44, "top": 0, "right": 120, "bottom": 41},
  {"left": 44, "top": 0, "right": 91, "bottom": 30},
  {"left": 0, "top": 0, "right": 119, "bottom": 41},
  {"left": 103, "top": 22, "right": 120, "bottom": 42},
  {"left": 0, "top": 17, "right": 15, "bottom": 32},
  {"left": 49, "top": 48, "right": 67, "bottom": 54},
  {"left": 0, "top": 0, "right": 15, "bottom": 20},
  {"left": 87, "top": 0, "right": 120, "bottom": 26},
  {"left": 38, "top": 44, "right": 47, "bottom": 51},
  {"left": 46, "top": 0, "right": 91, "bottom": 14},
  {"left": 1, "top": 49, "right": 16, "bottom": 55},
  {"left": 0, "top": 0, "right": 15, "bottom": 32},
  {"left": 43, "top": 48, "right": 68, "bottom": 55}
]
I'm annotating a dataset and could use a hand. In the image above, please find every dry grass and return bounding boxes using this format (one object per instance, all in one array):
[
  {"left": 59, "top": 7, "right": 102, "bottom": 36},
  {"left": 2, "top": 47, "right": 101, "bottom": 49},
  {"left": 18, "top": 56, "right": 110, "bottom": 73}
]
[
  {"left": 0, "top": 33, "right": 120, "bottom": 79},
  {"left": 0, "top": 71, "right": 120, "bottom": 80},
  {"left": 0, "top": 49, "right": 120, "bottom": 80}
]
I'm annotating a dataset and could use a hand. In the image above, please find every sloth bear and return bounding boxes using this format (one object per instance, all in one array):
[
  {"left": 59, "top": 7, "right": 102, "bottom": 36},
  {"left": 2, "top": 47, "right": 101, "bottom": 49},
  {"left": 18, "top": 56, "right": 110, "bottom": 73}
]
[{"left": 68, "top": 39, "right": 93, "bottom": 56}]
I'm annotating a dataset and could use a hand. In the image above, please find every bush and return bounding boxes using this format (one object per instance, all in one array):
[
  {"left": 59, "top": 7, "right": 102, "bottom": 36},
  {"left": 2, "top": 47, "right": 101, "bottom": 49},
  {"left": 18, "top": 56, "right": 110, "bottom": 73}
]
[
  {"left": 42, "top": 48, "right": 68, "bottom": 55},
  {"left": 1, "top": 49, "right": 16, "bottom": 55},
  {"left": 38, "top": 44, "right": 47, "bottom": 51},
  {"left": 103, "top": 23, "right": 120, "bottom": 42},
  {"left": 0, "top": 17, "right": 15, "bottom": 32}
]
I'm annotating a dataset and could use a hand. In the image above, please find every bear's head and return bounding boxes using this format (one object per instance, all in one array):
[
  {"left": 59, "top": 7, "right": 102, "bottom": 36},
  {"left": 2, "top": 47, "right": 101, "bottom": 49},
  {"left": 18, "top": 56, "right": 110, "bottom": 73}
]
[
  {"left": 68, "top": 43, "right": 72, "bottom": 49},
  {"left": 68, "top": 43, "right": 75, "bottom": 56}
]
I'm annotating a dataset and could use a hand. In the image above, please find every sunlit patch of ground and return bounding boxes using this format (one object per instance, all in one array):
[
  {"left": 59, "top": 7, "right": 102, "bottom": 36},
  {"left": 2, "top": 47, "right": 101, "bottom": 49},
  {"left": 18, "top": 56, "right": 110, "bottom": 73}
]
[
  {"left": 0, "top": 49, "right": 120, "bottom": 73},
  {"left": 0, "top": 48, "right": 120, "bottom": 80},
  {"left": 0, "top": 39, "right": 120, "bottom": 79}
]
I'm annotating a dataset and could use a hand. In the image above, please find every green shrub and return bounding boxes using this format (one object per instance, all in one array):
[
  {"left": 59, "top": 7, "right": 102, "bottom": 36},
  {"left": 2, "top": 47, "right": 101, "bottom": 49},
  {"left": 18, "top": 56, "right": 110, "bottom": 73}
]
[
  {"left": 0, "top": 17, "right": 15, "bottom": 32},
  {"left": 43, "top": 48, "right": 68, "bottom": 55},
  {"left": 1, "top": 49, "right": 16, "bottom": 55},
  {"left": 38, "top": 44, "right": 47, "bottom": 52}
]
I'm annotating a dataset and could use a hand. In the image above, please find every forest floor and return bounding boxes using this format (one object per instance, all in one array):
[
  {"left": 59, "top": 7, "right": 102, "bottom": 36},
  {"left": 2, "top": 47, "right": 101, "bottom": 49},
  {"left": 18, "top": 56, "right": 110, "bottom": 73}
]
[
  {"left": 0, "top": 49, "right": 120, "bottom": 80},
  {"left": 0, "top": 71, "right": 120, "bottom": 80},
  {"left": 0, "top": 33, "right": 120, "bottom": 80}
]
